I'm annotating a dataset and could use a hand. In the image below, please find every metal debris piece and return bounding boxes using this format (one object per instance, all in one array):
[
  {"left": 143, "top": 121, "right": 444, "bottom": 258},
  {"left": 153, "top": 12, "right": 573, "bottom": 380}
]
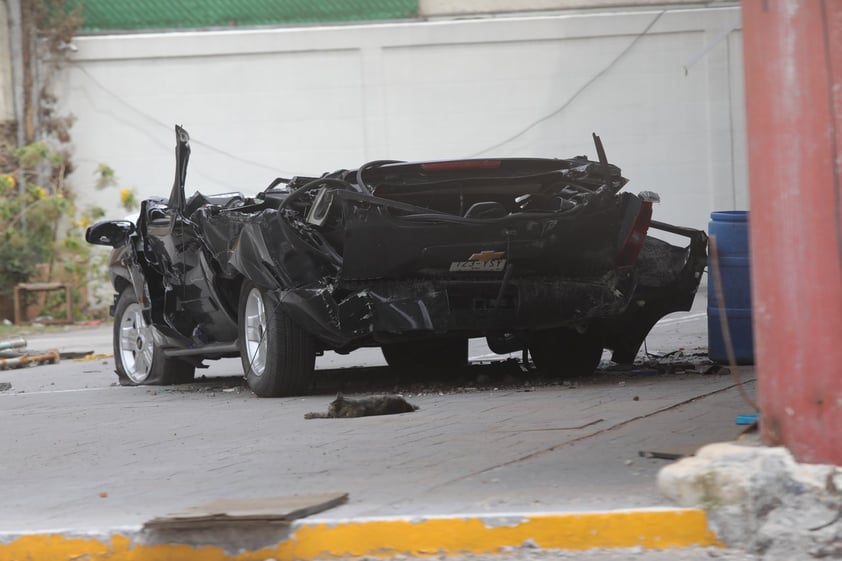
[
  {"left": 62, "top": 351, "right": 96, "bottom": 360},
  {"left": 639, "top": 450, "right": 687, "bottom": 460},
  {"left": 702, "top": 364, "right": 731, "bottom": 375},
  {"left": 0, "top": 350, "right": 60, "bottom": 370},
  {"left": 0, "top": 337, "right": 26, "bottom": 351}
]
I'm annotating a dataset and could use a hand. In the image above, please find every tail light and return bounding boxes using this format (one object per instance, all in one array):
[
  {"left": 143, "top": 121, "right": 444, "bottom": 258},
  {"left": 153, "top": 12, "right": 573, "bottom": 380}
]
[{"left": 615, "top": 201, "right": 653, "bottom": 267}]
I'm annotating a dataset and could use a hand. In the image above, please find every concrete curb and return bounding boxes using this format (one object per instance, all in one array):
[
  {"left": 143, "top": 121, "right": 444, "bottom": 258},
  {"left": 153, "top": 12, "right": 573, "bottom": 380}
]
[{"left": 0, "top": 508, "right": 721, "bottom": 560}]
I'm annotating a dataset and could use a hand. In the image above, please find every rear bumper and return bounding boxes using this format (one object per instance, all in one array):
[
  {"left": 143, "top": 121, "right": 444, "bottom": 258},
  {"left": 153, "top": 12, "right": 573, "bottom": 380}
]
[
  {"left": 599, "top": 223, "right": 709, "bottom": 362},
  {"left": 277, "top": 271, "right": 637, "bottom": 349}
]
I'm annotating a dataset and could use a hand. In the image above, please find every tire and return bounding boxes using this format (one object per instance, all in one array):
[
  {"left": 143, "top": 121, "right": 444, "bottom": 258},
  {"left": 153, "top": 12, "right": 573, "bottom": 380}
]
[
  {"left": 238, "top": 281, "right": 315, "bottom": 397},
  {"left": 528, "top": 328, "right": 603, "bottom": 377},
  {"left": 113, "top": 288, "right": 195, "bottom": 386},
  {"left": 381, "top": 338, "right": 469, "bottom": 370}
]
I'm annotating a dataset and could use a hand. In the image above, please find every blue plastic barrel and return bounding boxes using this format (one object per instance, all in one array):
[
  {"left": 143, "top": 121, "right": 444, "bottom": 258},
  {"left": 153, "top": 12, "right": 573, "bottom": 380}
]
[{"left": 707, "top": 211, "right": 754, "bottom": 364}]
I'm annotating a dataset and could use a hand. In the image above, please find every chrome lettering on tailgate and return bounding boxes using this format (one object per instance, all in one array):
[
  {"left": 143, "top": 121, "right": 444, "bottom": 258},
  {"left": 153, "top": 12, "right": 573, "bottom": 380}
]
[
  {"left": 449, "top": 259, "right": 507, "bottom": 272},
  {"left": 449, "top": 250, "right": 507, "bottom": 272}
]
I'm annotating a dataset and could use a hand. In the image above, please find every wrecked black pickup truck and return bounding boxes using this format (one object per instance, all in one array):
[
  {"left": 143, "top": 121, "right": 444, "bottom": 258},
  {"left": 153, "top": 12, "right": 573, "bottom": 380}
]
[{"left": 86, "top": 126, "right": 707, "bottom": 397}]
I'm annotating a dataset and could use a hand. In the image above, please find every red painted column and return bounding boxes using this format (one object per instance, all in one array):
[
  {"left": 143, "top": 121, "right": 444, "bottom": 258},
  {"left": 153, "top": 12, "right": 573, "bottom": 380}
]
[{"left": 742, "top": 0, "right": 842, "bottom": 465}]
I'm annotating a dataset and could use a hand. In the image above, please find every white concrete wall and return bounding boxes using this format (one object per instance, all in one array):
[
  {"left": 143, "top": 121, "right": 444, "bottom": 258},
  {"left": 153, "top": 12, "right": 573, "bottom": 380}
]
[{"left": 55, "top": 5, "right": 746, "bottom": 233}]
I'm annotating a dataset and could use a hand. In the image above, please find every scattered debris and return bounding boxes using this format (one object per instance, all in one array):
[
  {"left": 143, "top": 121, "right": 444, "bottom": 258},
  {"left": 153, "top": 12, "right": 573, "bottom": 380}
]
[
  {"left": 0, "top": 336, "right": 96, "bottom": 370},
  {"left": 0, "top": 337, "right": 26, "bottom": 351},
  {"left": 703, "top": 363, "right": 731, "bottom": 375},
  {"left": 736, "top": 414, "right": 759, "bottom": 425},
  {"left": 0, "top": 382, "right": 11, "bottom": 392},
  {"left": 606, "top": 348, "right": 714, "bottom": 376},
  {"left": 305, "top": 392, "right": 418, "bottom": 419},
  {"left": 0, "top": 350, "right": 60, "bottom": 370},
  {"left": 63, "top": 351, "right": 98, "bottom": 360},
  {"left": 166, "top": 377, "right": 246, "bottom": 394},
  {"left": 625, "top": 368, "right": 660, "bottom": 376},
  {"left": 639, "top": 450, "right": 687, "bottom": 461}
]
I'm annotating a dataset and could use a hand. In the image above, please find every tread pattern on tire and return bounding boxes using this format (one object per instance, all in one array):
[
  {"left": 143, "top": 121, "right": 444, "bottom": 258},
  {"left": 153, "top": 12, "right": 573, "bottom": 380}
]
[{"left": 239, "top": 281, "right": 315, "bottom": 397}]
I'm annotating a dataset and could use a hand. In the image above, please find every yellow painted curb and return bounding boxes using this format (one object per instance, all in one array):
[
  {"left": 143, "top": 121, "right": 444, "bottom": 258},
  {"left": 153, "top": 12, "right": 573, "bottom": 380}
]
[{"left": 0, "top": 509, "right": 721, "bottom": 561}]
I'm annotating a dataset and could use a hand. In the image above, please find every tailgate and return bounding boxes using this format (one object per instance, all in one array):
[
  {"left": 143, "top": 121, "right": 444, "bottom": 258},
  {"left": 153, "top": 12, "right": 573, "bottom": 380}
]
[{"left": 337, "top": 191, "right": 643, "bottom": 281}]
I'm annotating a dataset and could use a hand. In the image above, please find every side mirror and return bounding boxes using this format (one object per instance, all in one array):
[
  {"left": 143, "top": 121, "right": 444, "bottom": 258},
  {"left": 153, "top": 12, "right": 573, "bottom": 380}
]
[{"left": 85, "top": 220, "right": 136, "bottom": 247}]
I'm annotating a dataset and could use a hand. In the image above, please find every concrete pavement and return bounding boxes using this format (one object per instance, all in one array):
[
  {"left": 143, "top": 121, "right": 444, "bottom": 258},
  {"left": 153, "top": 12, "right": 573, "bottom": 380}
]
[{"left": 0, "top": 293, "right": 761, "bottom": 559}]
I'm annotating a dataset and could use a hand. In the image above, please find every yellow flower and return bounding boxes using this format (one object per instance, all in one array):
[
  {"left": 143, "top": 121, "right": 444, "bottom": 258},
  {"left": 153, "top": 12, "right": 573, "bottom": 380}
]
[
  {"left": 119, "top": 187, "right": 138, "bottom": 211},
  {"left": 0, "top": 174, "right": 15, "bottom": 191},
  {"left": 78, "top": 216, "right": 91, "bottom": 229},
  {"left": 34, "top": 186, "right": 48, "bottom": 199}
]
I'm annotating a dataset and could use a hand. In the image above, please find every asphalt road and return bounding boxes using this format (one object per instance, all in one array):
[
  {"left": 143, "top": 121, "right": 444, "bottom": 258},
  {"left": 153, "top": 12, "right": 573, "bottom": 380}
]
[{"left": 0, "top": 291, "right": 757, "bottom": 541}]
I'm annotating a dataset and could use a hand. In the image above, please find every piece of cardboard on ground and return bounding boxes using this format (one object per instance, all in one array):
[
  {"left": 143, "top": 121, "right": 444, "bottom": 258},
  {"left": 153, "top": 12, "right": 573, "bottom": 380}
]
[{"left": 143, "top": 492, "right": 348, "bottom": 530}]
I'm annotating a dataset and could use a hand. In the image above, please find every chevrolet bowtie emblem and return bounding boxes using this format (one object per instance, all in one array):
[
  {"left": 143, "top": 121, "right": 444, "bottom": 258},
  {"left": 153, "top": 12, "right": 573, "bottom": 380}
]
[{"left": 468, "top": 250, "right": 506, "bottom": 262}]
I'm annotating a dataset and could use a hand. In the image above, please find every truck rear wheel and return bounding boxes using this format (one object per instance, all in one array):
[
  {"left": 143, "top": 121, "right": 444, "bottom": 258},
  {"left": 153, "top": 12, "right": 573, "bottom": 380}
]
[{"left": 239, "top": 281, "right": 315, "bottom": 397}]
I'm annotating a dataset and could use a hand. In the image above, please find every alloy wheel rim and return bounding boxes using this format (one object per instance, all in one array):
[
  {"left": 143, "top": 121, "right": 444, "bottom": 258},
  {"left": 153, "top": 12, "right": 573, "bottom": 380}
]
[
  {"left": 118, "top": 302, "right": 153, "bottom": 383},
  {"left": 244, "top": 287, "right": 268, "bottom": 376}
]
